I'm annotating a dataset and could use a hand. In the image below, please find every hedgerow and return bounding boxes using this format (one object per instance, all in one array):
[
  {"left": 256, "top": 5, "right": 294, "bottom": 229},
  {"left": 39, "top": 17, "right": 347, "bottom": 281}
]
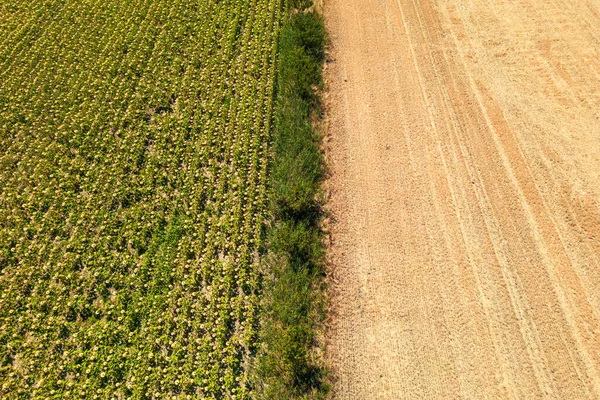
[{"left": 252, "top": 6, "right": 329, "bottom": 399}]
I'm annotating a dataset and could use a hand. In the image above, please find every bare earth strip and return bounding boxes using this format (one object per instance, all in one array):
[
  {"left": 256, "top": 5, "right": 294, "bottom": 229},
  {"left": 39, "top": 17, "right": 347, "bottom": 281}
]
[{"left": 323, "top": 0, "right": 600, "bottom": 398}]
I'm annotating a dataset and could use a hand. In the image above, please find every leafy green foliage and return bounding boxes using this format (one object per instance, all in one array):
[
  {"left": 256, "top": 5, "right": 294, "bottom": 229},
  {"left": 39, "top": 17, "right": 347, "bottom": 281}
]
[
  {"left": 0, "top": 0, "right": 285, "bottom": 398},
  {"left": 253, "top": 9, "right": 329, "bottom": 399}
]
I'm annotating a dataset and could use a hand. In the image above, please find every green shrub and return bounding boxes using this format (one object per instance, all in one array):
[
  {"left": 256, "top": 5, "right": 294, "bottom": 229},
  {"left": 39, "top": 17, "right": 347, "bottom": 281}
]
[{"left": 278, "top": 13, "right": 326, "bottom": 106}]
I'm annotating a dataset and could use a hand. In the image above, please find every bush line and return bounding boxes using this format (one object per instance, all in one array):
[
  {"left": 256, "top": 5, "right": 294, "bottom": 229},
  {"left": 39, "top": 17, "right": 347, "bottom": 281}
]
[{"left": 252, "top": 4, "right": 329, "bottom": 399}]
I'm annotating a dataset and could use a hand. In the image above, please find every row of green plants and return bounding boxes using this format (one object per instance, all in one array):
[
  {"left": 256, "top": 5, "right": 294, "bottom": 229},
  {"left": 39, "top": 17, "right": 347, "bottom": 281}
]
[
  {"left": 252, "top": 4, "right": 329, "bottom": 398},
  {"left": 0, "top": 0, "right": 285, "bottom": 398}
]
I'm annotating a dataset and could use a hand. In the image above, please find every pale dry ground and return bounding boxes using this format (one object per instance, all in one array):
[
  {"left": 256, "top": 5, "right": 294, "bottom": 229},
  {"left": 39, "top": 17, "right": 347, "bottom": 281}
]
[{"left": 323, "top": 0, "right": 600, "bottom": 398}]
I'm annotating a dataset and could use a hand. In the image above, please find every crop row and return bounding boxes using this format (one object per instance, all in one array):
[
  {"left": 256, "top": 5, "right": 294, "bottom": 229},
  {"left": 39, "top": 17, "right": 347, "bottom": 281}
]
[{"left": 0, "top": 0, "right": 283, "bottom": 398}]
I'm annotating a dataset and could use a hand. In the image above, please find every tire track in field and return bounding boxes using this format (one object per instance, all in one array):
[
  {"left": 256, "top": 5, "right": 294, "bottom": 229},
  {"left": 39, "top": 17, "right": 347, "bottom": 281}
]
[{"left": 324, "top": 0, "right": 600, "bottom": 398}]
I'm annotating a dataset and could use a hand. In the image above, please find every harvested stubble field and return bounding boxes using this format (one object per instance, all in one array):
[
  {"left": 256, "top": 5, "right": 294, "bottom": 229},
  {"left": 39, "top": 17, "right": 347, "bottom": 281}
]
[
  {"left": 325, "top": 0, "right": 600, "bottom": 398},
  {"left": 0, "top": 0, "right": 286, "bottom": 397}
]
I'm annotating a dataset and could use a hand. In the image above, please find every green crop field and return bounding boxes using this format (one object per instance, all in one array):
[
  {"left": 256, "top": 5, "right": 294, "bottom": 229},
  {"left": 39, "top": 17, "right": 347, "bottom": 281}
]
[{"left": 0, "top": 0, "right": 286, "bottom": 397}]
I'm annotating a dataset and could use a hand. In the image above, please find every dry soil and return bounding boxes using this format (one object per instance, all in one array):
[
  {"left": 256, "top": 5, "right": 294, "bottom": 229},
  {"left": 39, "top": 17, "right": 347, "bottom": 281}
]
[{"left": 323, "top": 0, "right": 600, "bottom": 398}]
